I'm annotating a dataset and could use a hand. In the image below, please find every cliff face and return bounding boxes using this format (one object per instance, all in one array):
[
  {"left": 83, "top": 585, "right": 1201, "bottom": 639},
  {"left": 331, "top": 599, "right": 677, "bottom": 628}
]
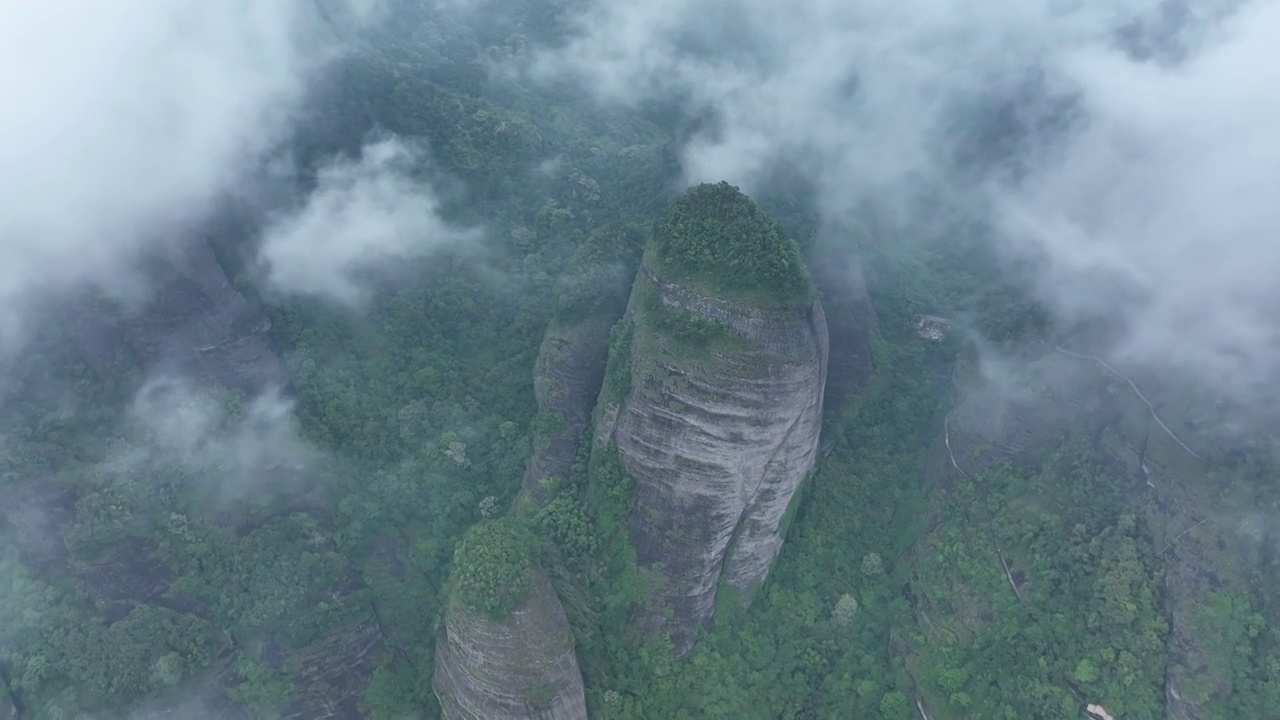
[
  {"left": 524, "top": 317, "right": 615, "bottom": 505},
  {"left": 67, "top": 238, "right": 284, "bottom": 394},
  {"left": 434, "top": 570, "right": 588, "bottom": 720},
  {"left": 812, "top": 253, "right": 877, "bottom": 408},
  {"left": 0, "top": 228, "right": 387, "bottom": 717},
  {"left": 591, "top": 184, "right": 829, "bottom": 655},
  {"left": 281, "top": 613, "right": 387, "bottom": 720}
]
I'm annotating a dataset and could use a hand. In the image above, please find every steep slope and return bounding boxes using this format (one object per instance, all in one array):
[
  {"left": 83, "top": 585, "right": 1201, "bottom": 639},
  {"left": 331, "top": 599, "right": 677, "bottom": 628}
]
[
  {"left": 430, "top": 224, "right": 645, "bottom": 719},
  {"left": 591, "top": 182, "right": 829, "bottom": 655},
  {"left": 523, "top": 223, "right": 644, "bottom": 505},
  {"left": 66, "top": 238, "right": 284, "bottom": 394},
  {"left": 0, "top": 235, "right": 389, "bottom": 718},
  {"left": 812, "top": 252, "right": 878, "bottom": 410},
  {"left": 903, "top": 345, "right": 1280, "bottom": 718},
  {"left": 433, "top": 519, "right": 587, "bottom": 719}
]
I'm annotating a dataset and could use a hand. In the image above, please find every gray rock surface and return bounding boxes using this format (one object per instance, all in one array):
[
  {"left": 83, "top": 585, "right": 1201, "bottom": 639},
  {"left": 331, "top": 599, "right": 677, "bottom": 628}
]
[
  {"left": 281, "top": 613, "right": 387, "bottom": 720},
  {"left": 524, "top": 315, "right": 615, "bottom": 505},
  {"left": 433, "top": 571, "right": 588, "bottom": 720},
  {"left": 67, "top": 238, "right": 284, "bottom": 393},
  {"left": 813, "top": 254, "right": 877, "bottom": 408},
  {"left": 598, "top": 266, "right": 828, "bottom": 655}
]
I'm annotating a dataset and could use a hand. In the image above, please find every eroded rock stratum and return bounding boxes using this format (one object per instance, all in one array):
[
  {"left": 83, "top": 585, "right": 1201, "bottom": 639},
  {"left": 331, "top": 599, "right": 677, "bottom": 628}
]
[
  {"left": 592, "top": 182, "right": 829, "bottom": 655},
  {"left": 434, "top": 520, "right": 587, "bottom": 720}
]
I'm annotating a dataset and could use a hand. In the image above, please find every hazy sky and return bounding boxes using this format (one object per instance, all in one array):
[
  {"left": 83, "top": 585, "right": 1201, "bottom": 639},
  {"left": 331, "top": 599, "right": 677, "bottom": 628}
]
[{"left": 534, "top": 0, "right": 1280, "bottom": 402}]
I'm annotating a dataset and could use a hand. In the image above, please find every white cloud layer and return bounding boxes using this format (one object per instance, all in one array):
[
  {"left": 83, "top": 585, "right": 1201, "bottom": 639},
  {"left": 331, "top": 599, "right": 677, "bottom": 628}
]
[
  {"left": 258, "top": 137, "right": 479, "bottom": 305},
  {"left": 534, "top": 0, "right": 1280, "bottom": 401},
  {"left": 0, "top": 1, "right": 340, "bottom": 337},
  {"left": 0, "top": 0, "right": 464, "bottom": 341},
  {"left": 125, "top": 376, "right": 316, "bottom": 499}
]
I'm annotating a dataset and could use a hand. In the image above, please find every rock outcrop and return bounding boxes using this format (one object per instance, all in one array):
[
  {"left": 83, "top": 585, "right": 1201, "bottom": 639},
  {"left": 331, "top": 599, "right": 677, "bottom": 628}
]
[
  {"left": 524, "top": 222, "right": 645, "bottom": 506},
  {"left": 66, "top": 238, "right": 284, "bottom": 394},
  {"left": 434, "top": 565, "right": 587, "bottom": 719},
  {"left": 524, "top": 317, "right": 618, "bottom": 505},
  {"left": 281, "top": 613, "right": 387, "bottom": 720},
  {"left": 592, "top": 183, "right": 829, "bottom": 655},
  {"left": 812, "top": 252, "right": 877, "bottom": 408}
]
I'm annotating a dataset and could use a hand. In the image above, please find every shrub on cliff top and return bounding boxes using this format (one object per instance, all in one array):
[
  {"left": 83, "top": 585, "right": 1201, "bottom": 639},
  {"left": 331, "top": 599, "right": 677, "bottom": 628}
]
[
  {"left": 451, "top": 518, "right": 533, "bottom": 618},
  {"left": 652, "top": 182, "right": 813, "bottom": 305}
]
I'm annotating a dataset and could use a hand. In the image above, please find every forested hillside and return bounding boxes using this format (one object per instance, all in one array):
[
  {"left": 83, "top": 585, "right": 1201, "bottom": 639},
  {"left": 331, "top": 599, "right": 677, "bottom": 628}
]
[{"left": 2, "top": 2, "right": 1278, "bottom": 720}]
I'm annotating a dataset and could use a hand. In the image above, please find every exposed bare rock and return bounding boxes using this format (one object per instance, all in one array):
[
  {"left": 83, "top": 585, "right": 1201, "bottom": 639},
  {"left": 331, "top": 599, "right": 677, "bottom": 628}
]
[
  {"left": 77, "top": 537, "right": 179, "bottom": 622},
  {"left": 598, "top": 264, "right": 828, "bottom": 656},
  {"left": 281, "top": 613, "right": 387, "bottom": 720},
  {"left": 812, "top": 253, "right": 877, "bottom": 407},
  {"left": 524, "top": 315, "right": 615, "bottom": 504},
  {"left": 433, "top": 570, "right": 588, "bottom": 720},
  {"left": 67, "top": 238, "right": 284, "bottom": 394}
]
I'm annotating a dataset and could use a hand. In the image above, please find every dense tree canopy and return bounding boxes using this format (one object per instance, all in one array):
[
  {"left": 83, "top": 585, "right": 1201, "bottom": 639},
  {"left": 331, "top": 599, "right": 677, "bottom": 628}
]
[
  {"left": 651, "top": 182, "right": 814, "bottom": 306},
  {"left": 451, "top": 519, "right": 535, "bottom": 618}
]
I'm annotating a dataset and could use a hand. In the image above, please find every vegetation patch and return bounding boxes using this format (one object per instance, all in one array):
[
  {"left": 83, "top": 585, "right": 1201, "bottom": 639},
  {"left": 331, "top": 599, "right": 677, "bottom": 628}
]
[
  {"left": 650, "top": 182, "right": 814, "bottom": 307},
  {"left": 451, "top": 518, "right": 535, "bottom": 618}
]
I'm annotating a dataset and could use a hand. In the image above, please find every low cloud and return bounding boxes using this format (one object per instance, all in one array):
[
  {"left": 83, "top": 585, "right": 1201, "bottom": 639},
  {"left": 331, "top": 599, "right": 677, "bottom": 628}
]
[
  {"left": 258, "top": 137, "right": 479, "bottom": 305},
  {"left": 0, "top": 0, "right": 380, "bottom": 345},
  {"left": 122, "top": 376, "right": 316, "bottom": 501},
  {"left": 994, "top": 1, "right": 1280, "bottom": 399},
  {"left": 533, "top": 0, "right": 1280, "bottom": 403}
]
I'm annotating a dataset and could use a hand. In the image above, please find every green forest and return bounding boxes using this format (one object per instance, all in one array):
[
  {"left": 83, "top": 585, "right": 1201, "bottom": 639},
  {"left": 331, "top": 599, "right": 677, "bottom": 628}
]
[{"left": 1, "top": 3, "right": 1278, "bottom": 720}]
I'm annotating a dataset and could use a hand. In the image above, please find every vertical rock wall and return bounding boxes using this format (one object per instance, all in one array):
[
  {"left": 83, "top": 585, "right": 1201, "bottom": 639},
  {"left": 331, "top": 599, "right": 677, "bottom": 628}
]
[{"left": 601, "top": 268, "right": 828, "bottom": 655}]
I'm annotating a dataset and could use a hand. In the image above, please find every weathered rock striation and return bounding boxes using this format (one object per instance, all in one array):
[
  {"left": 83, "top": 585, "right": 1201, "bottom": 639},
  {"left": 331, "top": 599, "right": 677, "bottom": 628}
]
[
  {"left": 281, "top": 613, "right": 387, "bottom": 720},
  {"left": 524, "top": 222, "right": 645, "bottom": 506},
  {"left": 524, "top": 316, "right": 617, "bottom": 505},
  {"left": 66, "top": 238, "right": 284, "bottom": 394},
  {"left": 592, "top": 183, "right": 829, "bottom": 655},
  {"left": 434, "top": 570, "right": 588, "bottom": 720}
]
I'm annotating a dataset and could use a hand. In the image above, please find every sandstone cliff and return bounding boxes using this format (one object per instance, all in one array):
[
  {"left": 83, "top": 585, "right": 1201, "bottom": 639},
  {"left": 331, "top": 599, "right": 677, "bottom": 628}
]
[
  {"left": 523, "top": 223, "right": 643, "bottom": 506},
  {"left": 66, "top": 238, "right": 284, "bottom": 394},
  {"left": 812, "top": 252, "right": 877, "bottom": 409},
  {"left": 433, "top": 521, "right": 587, "bottom": 720},
  {"left": 524, "top": 316, "right": 615, "bottom": 505},
  {"left": 591, "top": 183, "right": 829, "bottom": 655}
]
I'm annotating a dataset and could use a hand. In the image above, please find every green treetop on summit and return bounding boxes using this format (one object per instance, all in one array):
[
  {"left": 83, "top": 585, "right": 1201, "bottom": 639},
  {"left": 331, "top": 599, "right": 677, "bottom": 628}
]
[{"left": 651, "top": 182, "right": 814, "bottom": 306}]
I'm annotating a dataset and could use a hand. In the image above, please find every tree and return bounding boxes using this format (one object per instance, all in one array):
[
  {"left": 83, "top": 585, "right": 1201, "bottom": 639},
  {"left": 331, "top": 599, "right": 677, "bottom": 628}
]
[{"left": 833, "top": 594, "right": 859, "bottom": 627}]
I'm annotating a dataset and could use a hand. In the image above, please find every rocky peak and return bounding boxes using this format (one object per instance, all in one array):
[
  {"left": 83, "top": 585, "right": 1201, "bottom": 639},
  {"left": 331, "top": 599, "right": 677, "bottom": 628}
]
[
  {"left": 592, "top": 183, "right": 829, "bottom": 655},
  {"left": 433, "top": 519, "right": 587, "bottom": 719}
]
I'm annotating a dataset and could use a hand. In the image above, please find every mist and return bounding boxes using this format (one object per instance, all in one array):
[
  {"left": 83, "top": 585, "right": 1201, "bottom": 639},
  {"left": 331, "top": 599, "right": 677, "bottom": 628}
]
[
  {"left": 259, "top": 137, "right": 479, "bottom": 305},
  {"left": 0, "top": 0, "right": 468, "bottom": 344},
  {"left": 124, "top": 377, "right": 316, "bottom": 502},
  {"left": 532, "top": 0, "right": 1278, "bottom": 404}
]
